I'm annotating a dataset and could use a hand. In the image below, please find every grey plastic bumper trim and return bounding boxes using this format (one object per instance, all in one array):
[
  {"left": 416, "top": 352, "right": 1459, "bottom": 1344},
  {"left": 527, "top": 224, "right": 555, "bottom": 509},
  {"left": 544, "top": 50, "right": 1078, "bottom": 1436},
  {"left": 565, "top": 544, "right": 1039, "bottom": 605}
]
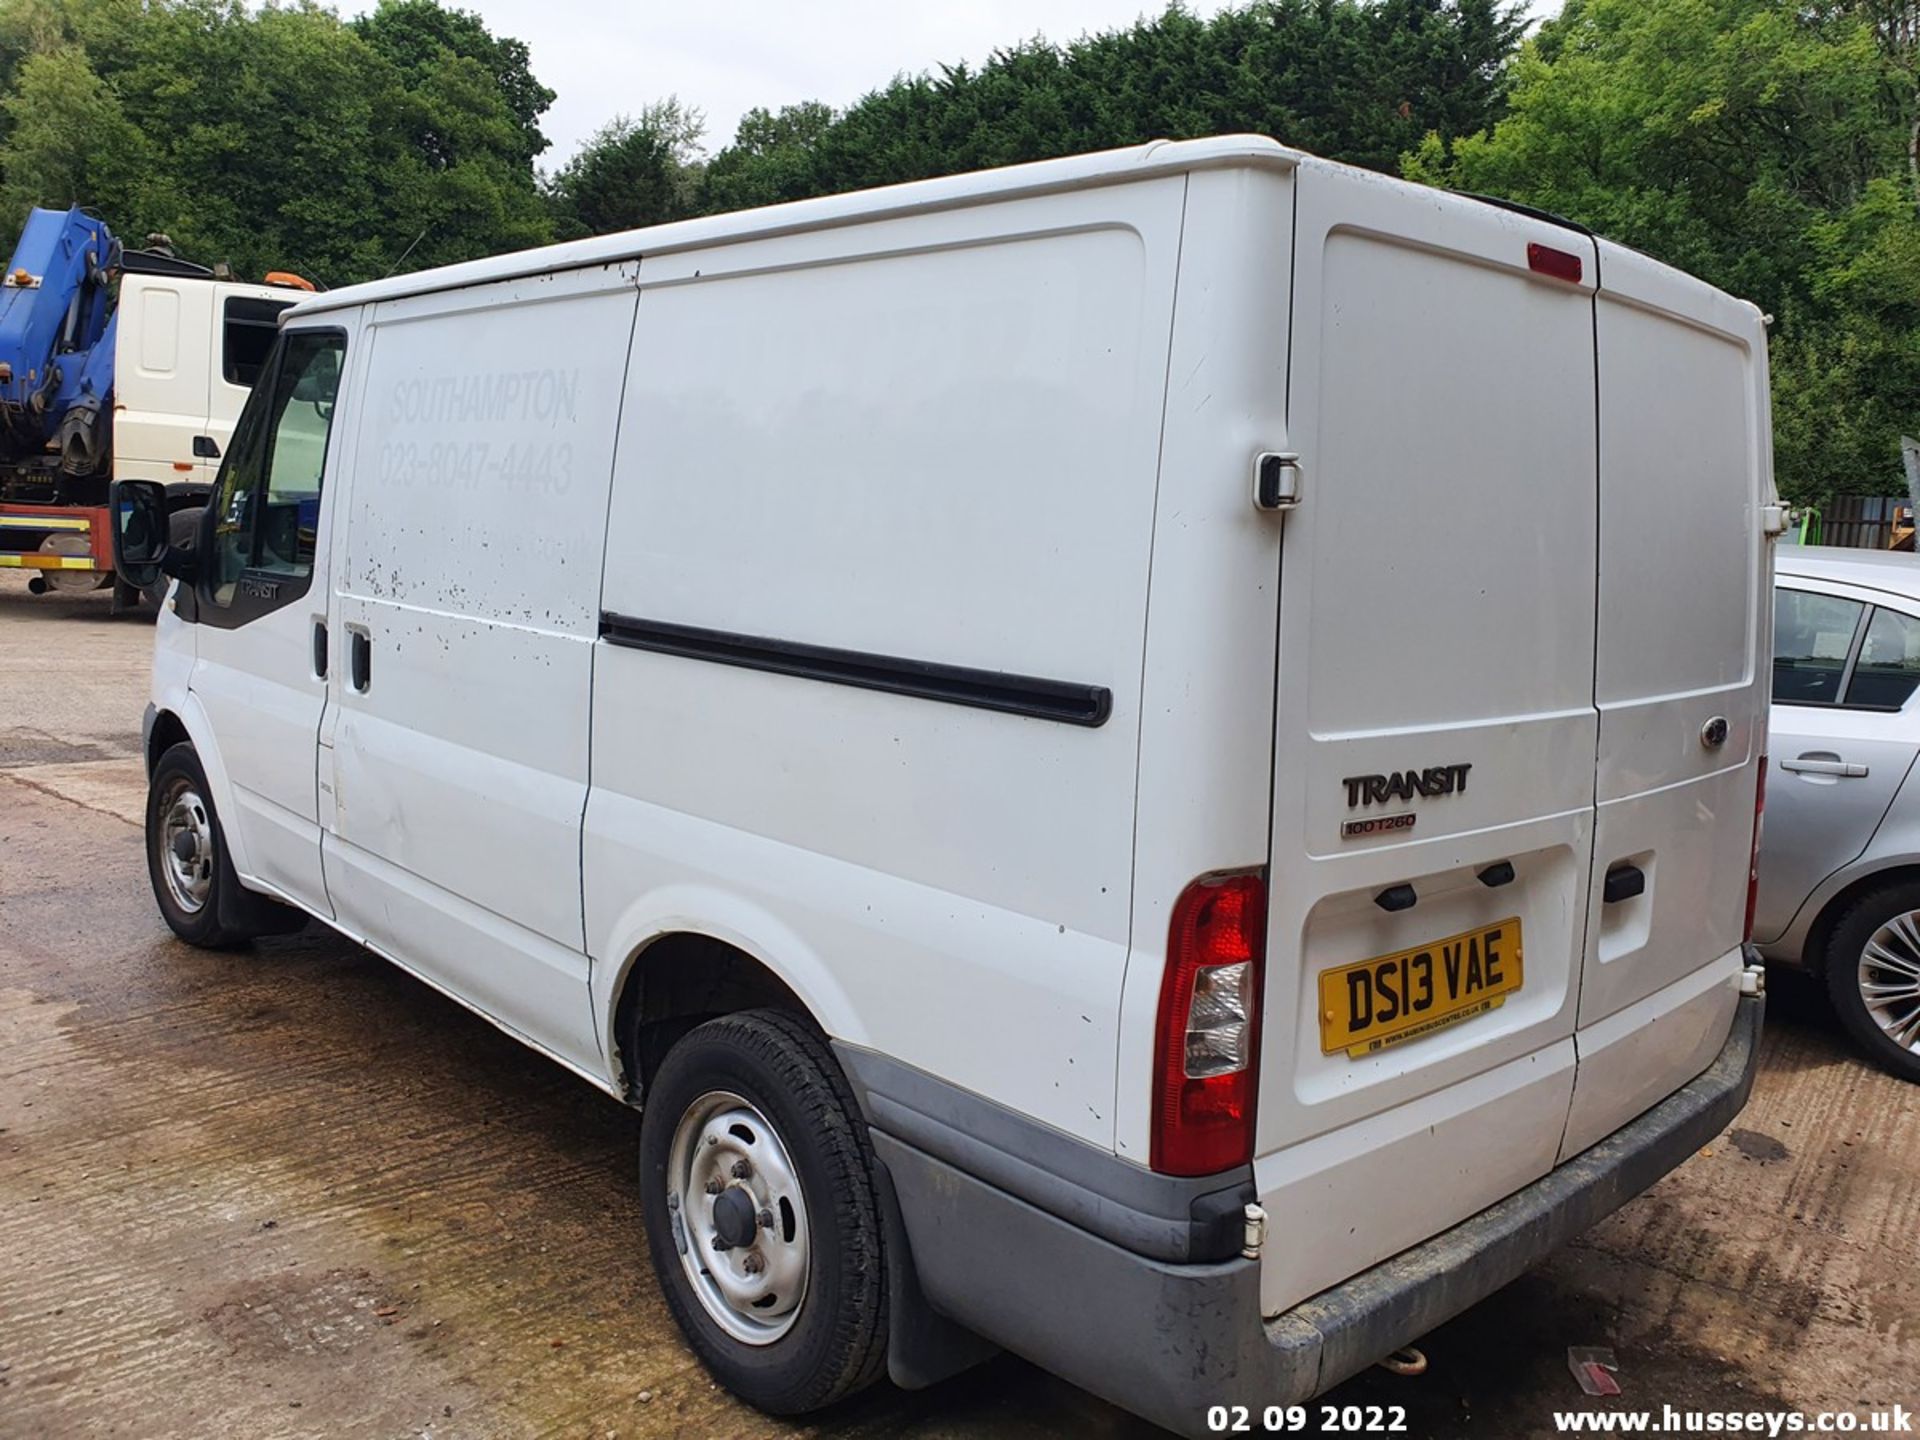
[
  {"left": 875, "top": 994, "right": 1765, "bottom": 1438},
  {"left": 834, "top": 1043, "right": 1253, "bottom": 1264}
]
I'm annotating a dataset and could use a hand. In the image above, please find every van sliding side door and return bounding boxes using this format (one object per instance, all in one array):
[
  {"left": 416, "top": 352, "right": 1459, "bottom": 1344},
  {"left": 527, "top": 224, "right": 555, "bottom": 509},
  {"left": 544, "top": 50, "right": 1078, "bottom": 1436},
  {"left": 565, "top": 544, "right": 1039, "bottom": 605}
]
[{"left": 317, "top": 266, "right": 640, "bottom": 1072}]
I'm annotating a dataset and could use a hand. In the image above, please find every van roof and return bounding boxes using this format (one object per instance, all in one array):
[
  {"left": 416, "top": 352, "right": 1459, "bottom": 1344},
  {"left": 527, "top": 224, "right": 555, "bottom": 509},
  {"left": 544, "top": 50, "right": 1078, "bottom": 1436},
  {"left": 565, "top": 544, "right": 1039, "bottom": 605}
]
[{"left": 285, "top": 135, "right": 1305, "bottom": 319}]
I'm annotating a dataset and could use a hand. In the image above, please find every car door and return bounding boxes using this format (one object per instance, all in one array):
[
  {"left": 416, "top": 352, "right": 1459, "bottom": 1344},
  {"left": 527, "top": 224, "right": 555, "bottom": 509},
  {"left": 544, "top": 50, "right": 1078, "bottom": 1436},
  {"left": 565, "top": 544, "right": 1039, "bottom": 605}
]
[
  {"left": 187, "top": 323, "right": 353, "bottom": 915},
  {"left": 1754, "top": 582, "right": 1920, "bottom": 946}
]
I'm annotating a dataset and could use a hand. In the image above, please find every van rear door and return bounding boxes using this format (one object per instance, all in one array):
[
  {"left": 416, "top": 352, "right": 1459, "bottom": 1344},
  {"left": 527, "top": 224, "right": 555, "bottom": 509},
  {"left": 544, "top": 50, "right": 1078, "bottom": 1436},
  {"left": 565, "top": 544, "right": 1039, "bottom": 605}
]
[
  {"left": 1255, "top": 165, "right": 1601, "bottom": 1318},
  {"left": 1558, "top": 242, "right": 1770, "bottom": 1158}
]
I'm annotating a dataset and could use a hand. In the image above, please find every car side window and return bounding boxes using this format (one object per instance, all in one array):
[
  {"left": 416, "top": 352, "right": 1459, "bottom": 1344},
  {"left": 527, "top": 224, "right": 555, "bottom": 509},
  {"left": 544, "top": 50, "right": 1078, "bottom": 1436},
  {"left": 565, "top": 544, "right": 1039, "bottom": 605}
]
[
  {"left": 1773, "top": 588, "right": 1865, "bottom": 706},
  {"left": 205, "top": 329, "right": 345, "bottom": 608},
  {"left": 1845, "top": 607, "right": 1920, "bottom": 710}
]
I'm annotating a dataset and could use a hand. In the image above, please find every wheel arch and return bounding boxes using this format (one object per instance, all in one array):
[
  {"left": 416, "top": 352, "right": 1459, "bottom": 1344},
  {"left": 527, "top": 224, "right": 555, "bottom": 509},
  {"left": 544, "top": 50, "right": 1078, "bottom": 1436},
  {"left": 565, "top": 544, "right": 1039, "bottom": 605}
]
[
  {"left": 142, "top": 697, "right": 254, "bottom": 880},
  {"left": 145, "top": 707, "right": 192, "bottom": 776},
  {"left": 596, "top": 896, "right": 866, "bottom": 1103},
  {"left": 1799, "top": 862, "right": 1920, "bottom": 975},
  {"left": 608, "top": 919, "right": 990, "bottom": 1392}
]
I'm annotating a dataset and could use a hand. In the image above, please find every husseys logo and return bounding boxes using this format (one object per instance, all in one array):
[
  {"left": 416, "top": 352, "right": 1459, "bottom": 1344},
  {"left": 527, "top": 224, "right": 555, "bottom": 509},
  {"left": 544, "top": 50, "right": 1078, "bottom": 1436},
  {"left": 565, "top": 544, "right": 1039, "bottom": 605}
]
[{"left": 1342, "top": 763, "right": 1471, "bottom": 809}]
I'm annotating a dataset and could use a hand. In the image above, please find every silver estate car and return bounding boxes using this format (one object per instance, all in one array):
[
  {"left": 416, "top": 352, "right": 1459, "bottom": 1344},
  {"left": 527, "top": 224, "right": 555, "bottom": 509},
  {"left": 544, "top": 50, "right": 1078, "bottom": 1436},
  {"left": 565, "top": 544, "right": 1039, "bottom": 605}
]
[{"left": 1759, "top": 546, "right": 1920, "bottom": 1082}]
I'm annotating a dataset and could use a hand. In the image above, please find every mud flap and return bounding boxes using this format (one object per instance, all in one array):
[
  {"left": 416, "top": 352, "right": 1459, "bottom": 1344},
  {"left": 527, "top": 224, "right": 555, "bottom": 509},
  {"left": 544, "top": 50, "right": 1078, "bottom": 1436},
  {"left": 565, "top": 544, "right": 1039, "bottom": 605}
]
[
  {"left": 215, "top": 865, "right": 311, "bottom": 938},
  {"left": 871, "top": 1149, "right": 999, "bottom": 1390}
]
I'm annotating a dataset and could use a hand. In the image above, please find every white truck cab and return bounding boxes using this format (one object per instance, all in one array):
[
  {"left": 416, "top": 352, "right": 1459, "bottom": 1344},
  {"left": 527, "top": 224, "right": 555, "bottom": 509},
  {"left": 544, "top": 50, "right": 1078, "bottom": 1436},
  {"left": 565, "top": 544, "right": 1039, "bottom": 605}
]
[
  {"left": 112, "top": 137, "right": 1772, "bottom": 1436},
  {"left": 112, "top": 270, "right": 297, "bottom": 492}
]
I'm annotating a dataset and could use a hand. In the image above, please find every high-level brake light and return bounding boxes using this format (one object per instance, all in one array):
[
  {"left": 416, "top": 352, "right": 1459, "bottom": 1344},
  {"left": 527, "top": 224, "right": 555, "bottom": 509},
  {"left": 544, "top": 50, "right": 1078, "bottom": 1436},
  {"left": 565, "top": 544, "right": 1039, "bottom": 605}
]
[{"left": 1527, "top": 242, "right": 1583, "bottom": 284}]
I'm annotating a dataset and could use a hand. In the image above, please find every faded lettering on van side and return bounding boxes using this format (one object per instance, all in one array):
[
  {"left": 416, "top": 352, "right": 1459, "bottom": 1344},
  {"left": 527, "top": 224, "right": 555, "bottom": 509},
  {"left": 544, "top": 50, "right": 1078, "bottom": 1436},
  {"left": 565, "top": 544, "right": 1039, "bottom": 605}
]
[
  {"left": 1342, "top": 763, "right": 1471, "bottom": 809},
  {"left": 387, "top": 368, "right": 579, "bottom": 426},
  {"left": 375, "top": 367, "right": 583, "bottom": 494},
  {"left": 377, "top": 439, "right": 575, "bottom": 494}
]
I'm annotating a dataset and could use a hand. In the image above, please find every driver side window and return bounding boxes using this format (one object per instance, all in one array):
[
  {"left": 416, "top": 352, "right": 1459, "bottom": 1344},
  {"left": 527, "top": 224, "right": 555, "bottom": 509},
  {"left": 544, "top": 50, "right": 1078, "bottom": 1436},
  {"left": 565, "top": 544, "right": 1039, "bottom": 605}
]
[{"left": 206, "top": 329, "right": 344, "bottom": 607}]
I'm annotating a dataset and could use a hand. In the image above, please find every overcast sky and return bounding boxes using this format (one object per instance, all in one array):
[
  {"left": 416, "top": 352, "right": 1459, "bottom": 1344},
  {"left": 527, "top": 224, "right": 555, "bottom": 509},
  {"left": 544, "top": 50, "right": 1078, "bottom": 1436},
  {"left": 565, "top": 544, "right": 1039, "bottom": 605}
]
[{"left": 332, "top": 1, "right": 1562, "bottom": 169}]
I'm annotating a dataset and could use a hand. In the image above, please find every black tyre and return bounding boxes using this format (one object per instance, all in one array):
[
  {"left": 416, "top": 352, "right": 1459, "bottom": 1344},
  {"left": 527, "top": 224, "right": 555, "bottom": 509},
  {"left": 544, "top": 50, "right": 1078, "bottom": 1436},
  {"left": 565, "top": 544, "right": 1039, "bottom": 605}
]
[
  {"left": 144, "top": 743, "right": 254, "bottom": 948},
  {"left": 638, "top": 1008, "right": 888, "bottom": 1414},
  {"left": 1822, "top": 879, "right": 1920, "bottom": 1084}
]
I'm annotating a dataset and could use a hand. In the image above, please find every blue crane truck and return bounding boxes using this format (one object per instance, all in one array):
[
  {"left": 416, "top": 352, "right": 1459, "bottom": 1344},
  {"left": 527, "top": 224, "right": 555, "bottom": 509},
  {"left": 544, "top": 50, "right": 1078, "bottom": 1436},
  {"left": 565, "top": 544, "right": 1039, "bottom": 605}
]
[{"left": 0, "top": 206, "right": 308, "bottom": 603}]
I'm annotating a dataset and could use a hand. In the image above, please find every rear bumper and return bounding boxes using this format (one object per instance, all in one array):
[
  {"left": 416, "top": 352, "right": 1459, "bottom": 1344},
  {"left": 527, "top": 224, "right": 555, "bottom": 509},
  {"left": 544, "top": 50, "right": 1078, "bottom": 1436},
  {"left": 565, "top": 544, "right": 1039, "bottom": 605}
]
[{"left": 874, "top": 992, "right": 1764, "bottom": 1438}]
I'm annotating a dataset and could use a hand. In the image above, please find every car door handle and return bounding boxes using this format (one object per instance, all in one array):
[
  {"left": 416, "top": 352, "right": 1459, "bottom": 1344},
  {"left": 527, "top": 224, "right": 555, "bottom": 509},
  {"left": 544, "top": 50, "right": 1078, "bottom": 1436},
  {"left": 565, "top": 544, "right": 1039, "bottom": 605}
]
[
  {"left": 349, "top": 629, "right": 371, "bottom": 693},
  {"left": 1780, "top": 756, "right": 1869, "bottom": 778},
  {"left": 312, "top": 618, "right": 328, "bottom": 679}
]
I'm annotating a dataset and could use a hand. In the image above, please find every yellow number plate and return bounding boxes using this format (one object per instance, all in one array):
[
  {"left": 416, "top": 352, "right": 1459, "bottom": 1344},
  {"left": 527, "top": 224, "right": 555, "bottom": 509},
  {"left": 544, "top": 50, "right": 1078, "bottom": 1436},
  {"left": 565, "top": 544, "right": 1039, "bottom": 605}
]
[{"left": 1318, "top": 917, "right": 1523, "bottom": 1059}]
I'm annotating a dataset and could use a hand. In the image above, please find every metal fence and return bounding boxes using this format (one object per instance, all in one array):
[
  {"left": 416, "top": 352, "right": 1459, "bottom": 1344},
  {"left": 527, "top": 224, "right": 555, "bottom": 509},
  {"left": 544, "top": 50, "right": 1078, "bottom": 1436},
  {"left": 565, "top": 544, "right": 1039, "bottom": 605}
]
[{"left": 1793, "top": 494, "right": 1907, "bottom": 550}]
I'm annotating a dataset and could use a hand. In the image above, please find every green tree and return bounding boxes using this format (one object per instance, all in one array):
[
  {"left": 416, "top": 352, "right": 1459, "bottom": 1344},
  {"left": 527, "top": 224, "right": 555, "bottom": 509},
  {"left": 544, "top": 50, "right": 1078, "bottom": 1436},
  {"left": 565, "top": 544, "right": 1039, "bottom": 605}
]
[
  {"left": 698, "top": 0, "right": 1526, "bottom": 211},
  {"left": 0, "top": 47, "right": 161, "bottom": 229},
  {"left": 547, "top": 98, "right": 704, "bottom": 238},
  {"left": 353, "top": 0, "right": 555, "bottom": 164},
  {"left": 0, "top": 0, "right": 553, "bottom": 284},
  {"left": 702, "top": 101, "right": 834, "bottom": 213},
  {"left": 1406, "top": 0, "right": 1920, "bottom": 501}
]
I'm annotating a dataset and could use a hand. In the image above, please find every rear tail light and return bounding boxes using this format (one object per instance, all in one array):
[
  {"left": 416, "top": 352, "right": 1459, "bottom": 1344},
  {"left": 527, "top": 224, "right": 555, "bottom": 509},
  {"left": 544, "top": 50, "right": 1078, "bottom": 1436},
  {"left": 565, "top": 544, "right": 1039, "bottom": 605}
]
[
  {"left": 1744, "top": 756, "right": 1767, "bottom": 942},
  {"left": 1151, "top": 870, "right": 1266, "bottom": 1177}
]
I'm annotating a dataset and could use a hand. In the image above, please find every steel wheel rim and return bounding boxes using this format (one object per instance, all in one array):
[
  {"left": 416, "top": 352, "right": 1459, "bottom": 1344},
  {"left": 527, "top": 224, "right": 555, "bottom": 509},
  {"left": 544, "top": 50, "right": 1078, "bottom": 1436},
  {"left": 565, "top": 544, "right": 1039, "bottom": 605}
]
[
  {"left": 158, "top": 780, "right": 214, "bottom": 915},
  {"left": 1859, "top": 910, "right": 1920, "bottom": 1053},
  {"left": 665, "top": 1089, "right": 810, "bottom": 1345}
]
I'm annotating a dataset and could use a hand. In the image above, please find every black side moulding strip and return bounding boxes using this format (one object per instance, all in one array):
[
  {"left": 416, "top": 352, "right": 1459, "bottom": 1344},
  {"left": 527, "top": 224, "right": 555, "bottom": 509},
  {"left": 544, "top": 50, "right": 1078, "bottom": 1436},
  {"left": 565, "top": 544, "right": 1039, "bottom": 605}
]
[{"left": 599, "top": 613, "right": 1112, "bottom": 728}]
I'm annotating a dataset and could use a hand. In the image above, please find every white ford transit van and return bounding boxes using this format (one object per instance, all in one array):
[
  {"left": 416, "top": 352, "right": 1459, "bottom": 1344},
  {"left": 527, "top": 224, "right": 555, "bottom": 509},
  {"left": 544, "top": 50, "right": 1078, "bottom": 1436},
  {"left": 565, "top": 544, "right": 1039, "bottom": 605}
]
[{"left": 112, "top": 136, "right": 1774, "bottom": 1436}]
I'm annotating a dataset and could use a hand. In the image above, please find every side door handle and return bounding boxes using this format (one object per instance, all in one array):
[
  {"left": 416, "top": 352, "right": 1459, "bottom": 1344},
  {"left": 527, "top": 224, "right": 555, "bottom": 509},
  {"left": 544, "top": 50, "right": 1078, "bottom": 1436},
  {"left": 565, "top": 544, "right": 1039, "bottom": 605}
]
[
  {"left": 1780, "top": 755, "right": 1869, "bottom": 778},
  {"left": 312, "top": 618, "right": 328, "bottom": 678},
  {"left": 349, "top": 628, "right": 371, "bottom": 693}
]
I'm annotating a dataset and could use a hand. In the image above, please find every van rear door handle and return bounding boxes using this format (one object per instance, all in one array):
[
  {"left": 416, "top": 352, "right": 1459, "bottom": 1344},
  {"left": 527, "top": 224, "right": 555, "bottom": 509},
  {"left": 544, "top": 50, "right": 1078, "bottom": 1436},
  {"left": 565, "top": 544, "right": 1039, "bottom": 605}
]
[
  {"left": 349, "top": 629, "right": 371, "bottom": 693},
  {"left": 1780, "top": 756, "right": 1868, "bottom": 778},
  {"left": 1603, "top": 863, "right": 1645, "bottom": 904}
]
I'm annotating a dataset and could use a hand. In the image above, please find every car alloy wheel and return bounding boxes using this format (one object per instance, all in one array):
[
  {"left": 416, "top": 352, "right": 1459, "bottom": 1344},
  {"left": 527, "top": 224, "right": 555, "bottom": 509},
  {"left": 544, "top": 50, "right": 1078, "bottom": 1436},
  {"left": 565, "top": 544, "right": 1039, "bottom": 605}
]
[{"left": 1858, "top": 910, "right": 1920, "bottom": 1053}]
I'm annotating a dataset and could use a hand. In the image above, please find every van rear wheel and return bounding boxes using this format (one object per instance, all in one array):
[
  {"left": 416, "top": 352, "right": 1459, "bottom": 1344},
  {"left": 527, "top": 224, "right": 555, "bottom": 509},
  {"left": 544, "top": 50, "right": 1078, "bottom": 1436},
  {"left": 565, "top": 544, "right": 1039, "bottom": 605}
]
[
  {"left": 638, "top": 1009, "right": 888, "bottom": 1414},
  {"left": 1823, "top": 880, "right": 1920, "bottom": 1085}
]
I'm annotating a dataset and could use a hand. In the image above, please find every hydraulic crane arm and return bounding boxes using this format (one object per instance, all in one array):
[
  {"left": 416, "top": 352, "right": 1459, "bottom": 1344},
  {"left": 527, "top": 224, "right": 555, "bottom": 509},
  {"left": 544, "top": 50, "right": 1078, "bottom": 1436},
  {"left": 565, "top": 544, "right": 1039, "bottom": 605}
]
[{"left": 0, "top": 207, "right": 121, "bottom": 475}]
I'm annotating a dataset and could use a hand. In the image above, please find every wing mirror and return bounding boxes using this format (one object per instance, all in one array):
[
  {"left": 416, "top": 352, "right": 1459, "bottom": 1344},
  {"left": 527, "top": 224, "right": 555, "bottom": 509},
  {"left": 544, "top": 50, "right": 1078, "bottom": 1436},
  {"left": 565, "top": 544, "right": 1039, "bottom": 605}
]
[{"left": 109, "top": 480, "right": 198, "bottom": 590}]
